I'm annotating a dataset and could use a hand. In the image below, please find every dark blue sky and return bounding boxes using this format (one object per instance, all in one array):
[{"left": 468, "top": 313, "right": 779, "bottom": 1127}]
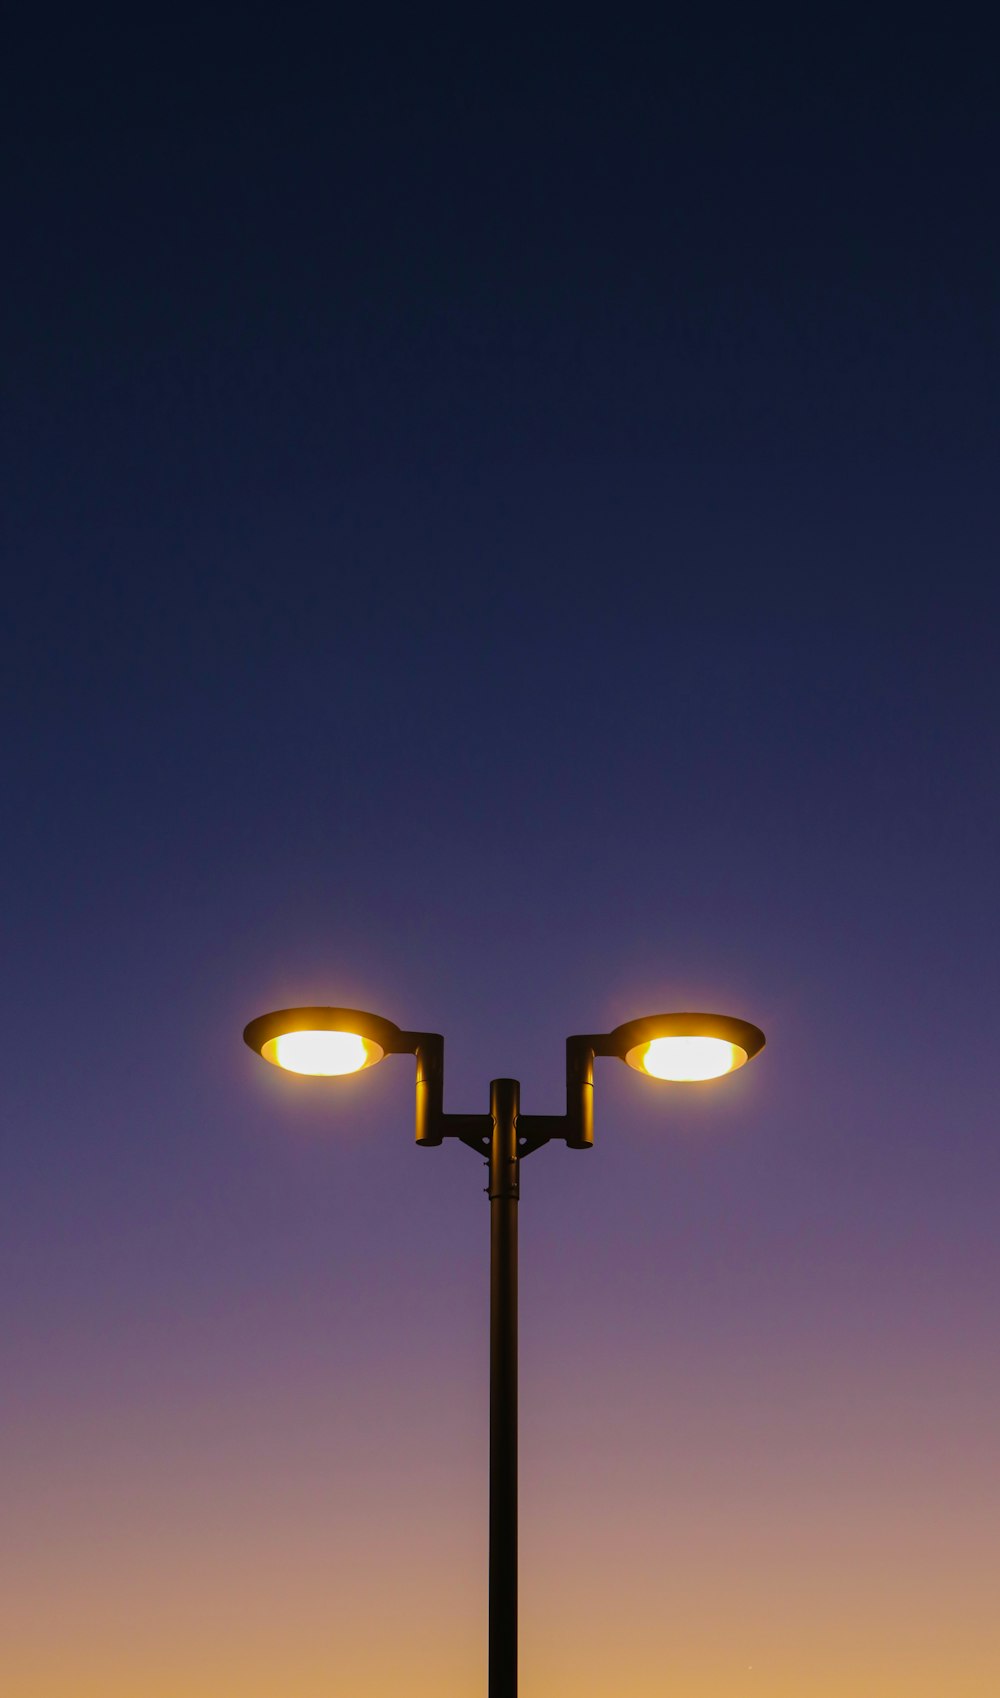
[{"left": 3, "top": 12, "right": 999, "bottom": 1694}]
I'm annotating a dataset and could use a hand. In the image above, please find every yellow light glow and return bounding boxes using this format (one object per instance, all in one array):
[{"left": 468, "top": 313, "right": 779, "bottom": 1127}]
[
  {"left": 259, "top": 1030, "right": 381, "bottom": 1076},
  {"left": 632, "top": 1035, "right": 746, "bottom": 1081}
]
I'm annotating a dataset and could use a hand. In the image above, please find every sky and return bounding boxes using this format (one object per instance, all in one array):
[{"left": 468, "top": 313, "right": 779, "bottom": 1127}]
[{"left": 3, "top": 9, "right": 999, "bottom": 1696}]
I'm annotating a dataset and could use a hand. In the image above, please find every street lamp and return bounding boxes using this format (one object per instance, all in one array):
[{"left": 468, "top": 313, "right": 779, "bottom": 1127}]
[{"left": 243, "top": 1004, "right": 766, "bottom": 1697}]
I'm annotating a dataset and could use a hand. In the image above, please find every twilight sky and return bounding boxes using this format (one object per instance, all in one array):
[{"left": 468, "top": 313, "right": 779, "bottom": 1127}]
[{"left": 3, "top": 11, "right": 999, "bottom": 1696}]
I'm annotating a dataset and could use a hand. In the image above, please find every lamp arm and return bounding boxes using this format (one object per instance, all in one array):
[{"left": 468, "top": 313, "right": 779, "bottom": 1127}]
[
  {"left": 516, "top": 1032, "right": 616, "bottom": 1153},
  {"left": 400, "top": 1031, "right": 493, "bottom": 1149},
  {"left": 404, "top": 1029, "right": 616, "bottom": 1156}
]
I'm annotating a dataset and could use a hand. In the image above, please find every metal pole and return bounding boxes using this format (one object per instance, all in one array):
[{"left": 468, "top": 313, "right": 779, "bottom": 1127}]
[{"left": 488, "top": 1077, "right": 519, "bottom": 1698}]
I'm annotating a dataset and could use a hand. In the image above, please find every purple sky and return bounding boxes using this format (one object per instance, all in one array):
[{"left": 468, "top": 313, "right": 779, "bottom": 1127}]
[{"left": 3, "top": 12, "right": 998, "bottom": 1694}]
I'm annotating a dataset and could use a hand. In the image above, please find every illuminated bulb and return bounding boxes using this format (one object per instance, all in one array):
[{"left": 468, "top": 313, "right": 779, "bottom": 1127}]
[
  {"left": 261, "top": 1030, "right": 377, "bottom": 1075},
  {"left": 639, "top": 1036, "right": 745, "bottom": 1081}
]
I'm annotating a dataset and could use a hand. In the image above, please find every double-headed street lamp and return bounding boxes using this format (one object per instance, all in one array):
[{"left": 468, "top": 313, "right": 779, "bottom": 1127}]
[{"left": 243, "top": 1004, "right": 766, "bottom": 1697}]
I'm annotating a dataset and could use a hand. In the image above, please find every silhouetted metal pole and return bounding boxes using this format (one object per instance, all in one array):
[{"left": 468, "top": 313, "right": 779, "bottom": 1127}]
[{"left": 488, "top": 1078, "right": 519, "bottom": 1698}]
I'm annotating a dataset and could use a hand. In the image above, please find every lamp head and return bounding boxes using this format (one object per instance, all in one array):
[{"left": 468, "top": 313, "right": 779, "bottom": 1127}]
[
  {"left": 606, "top": 1012, "right": 765, "bottom": 1082},
  {"left": 243, "top": 1006, "right": 406, "bottom": 1077}
]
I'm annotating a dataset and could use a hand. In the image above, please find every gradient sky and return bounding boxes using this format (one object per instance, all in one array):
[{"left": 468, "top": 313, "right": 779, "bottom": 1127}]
[{"left": 3, "top": 11, "right": 999, "bottom": 1696}]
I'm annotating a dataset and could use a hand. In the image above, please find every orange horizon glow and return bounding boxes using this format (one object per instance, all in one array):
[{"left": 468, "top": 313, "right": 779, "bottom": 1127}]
[{"left": 5, "top": 1332, "right": 995, "bottom": 1698}]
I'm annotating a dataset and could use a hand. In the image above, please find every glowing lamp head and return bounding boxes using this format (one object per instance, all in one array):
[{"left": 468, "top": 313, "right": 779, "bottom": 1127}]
[
  {"left": 260, "top": 1029, "right": 382, "bottom": 1075},
  {"left": 626, "top": 1035, "right": 746, "bottom": 1081},
  {"left": 243, "top": 1006, "right": 406, "bottom": 1079},
  {"left": 608, "top": 1012, "right": 765, "bottom": 1083}
]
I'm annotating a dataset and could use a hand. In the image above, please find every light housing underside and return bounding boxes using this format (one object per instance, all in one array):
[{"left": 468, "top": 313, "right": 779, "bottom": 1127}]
[
  {"left": 243, "top": 1006, "right": 406, "bottom": 1077},
  {"left": 610, "top": 1012, "right": 765, "bottom": 1083}
]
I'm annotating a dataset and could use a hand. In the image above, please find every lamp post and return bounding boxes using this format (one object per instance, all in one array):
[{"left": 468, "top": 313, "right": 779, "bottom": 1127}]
[{"left": 243, "top": 1005, "right": 766, "bottom": 1697}]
